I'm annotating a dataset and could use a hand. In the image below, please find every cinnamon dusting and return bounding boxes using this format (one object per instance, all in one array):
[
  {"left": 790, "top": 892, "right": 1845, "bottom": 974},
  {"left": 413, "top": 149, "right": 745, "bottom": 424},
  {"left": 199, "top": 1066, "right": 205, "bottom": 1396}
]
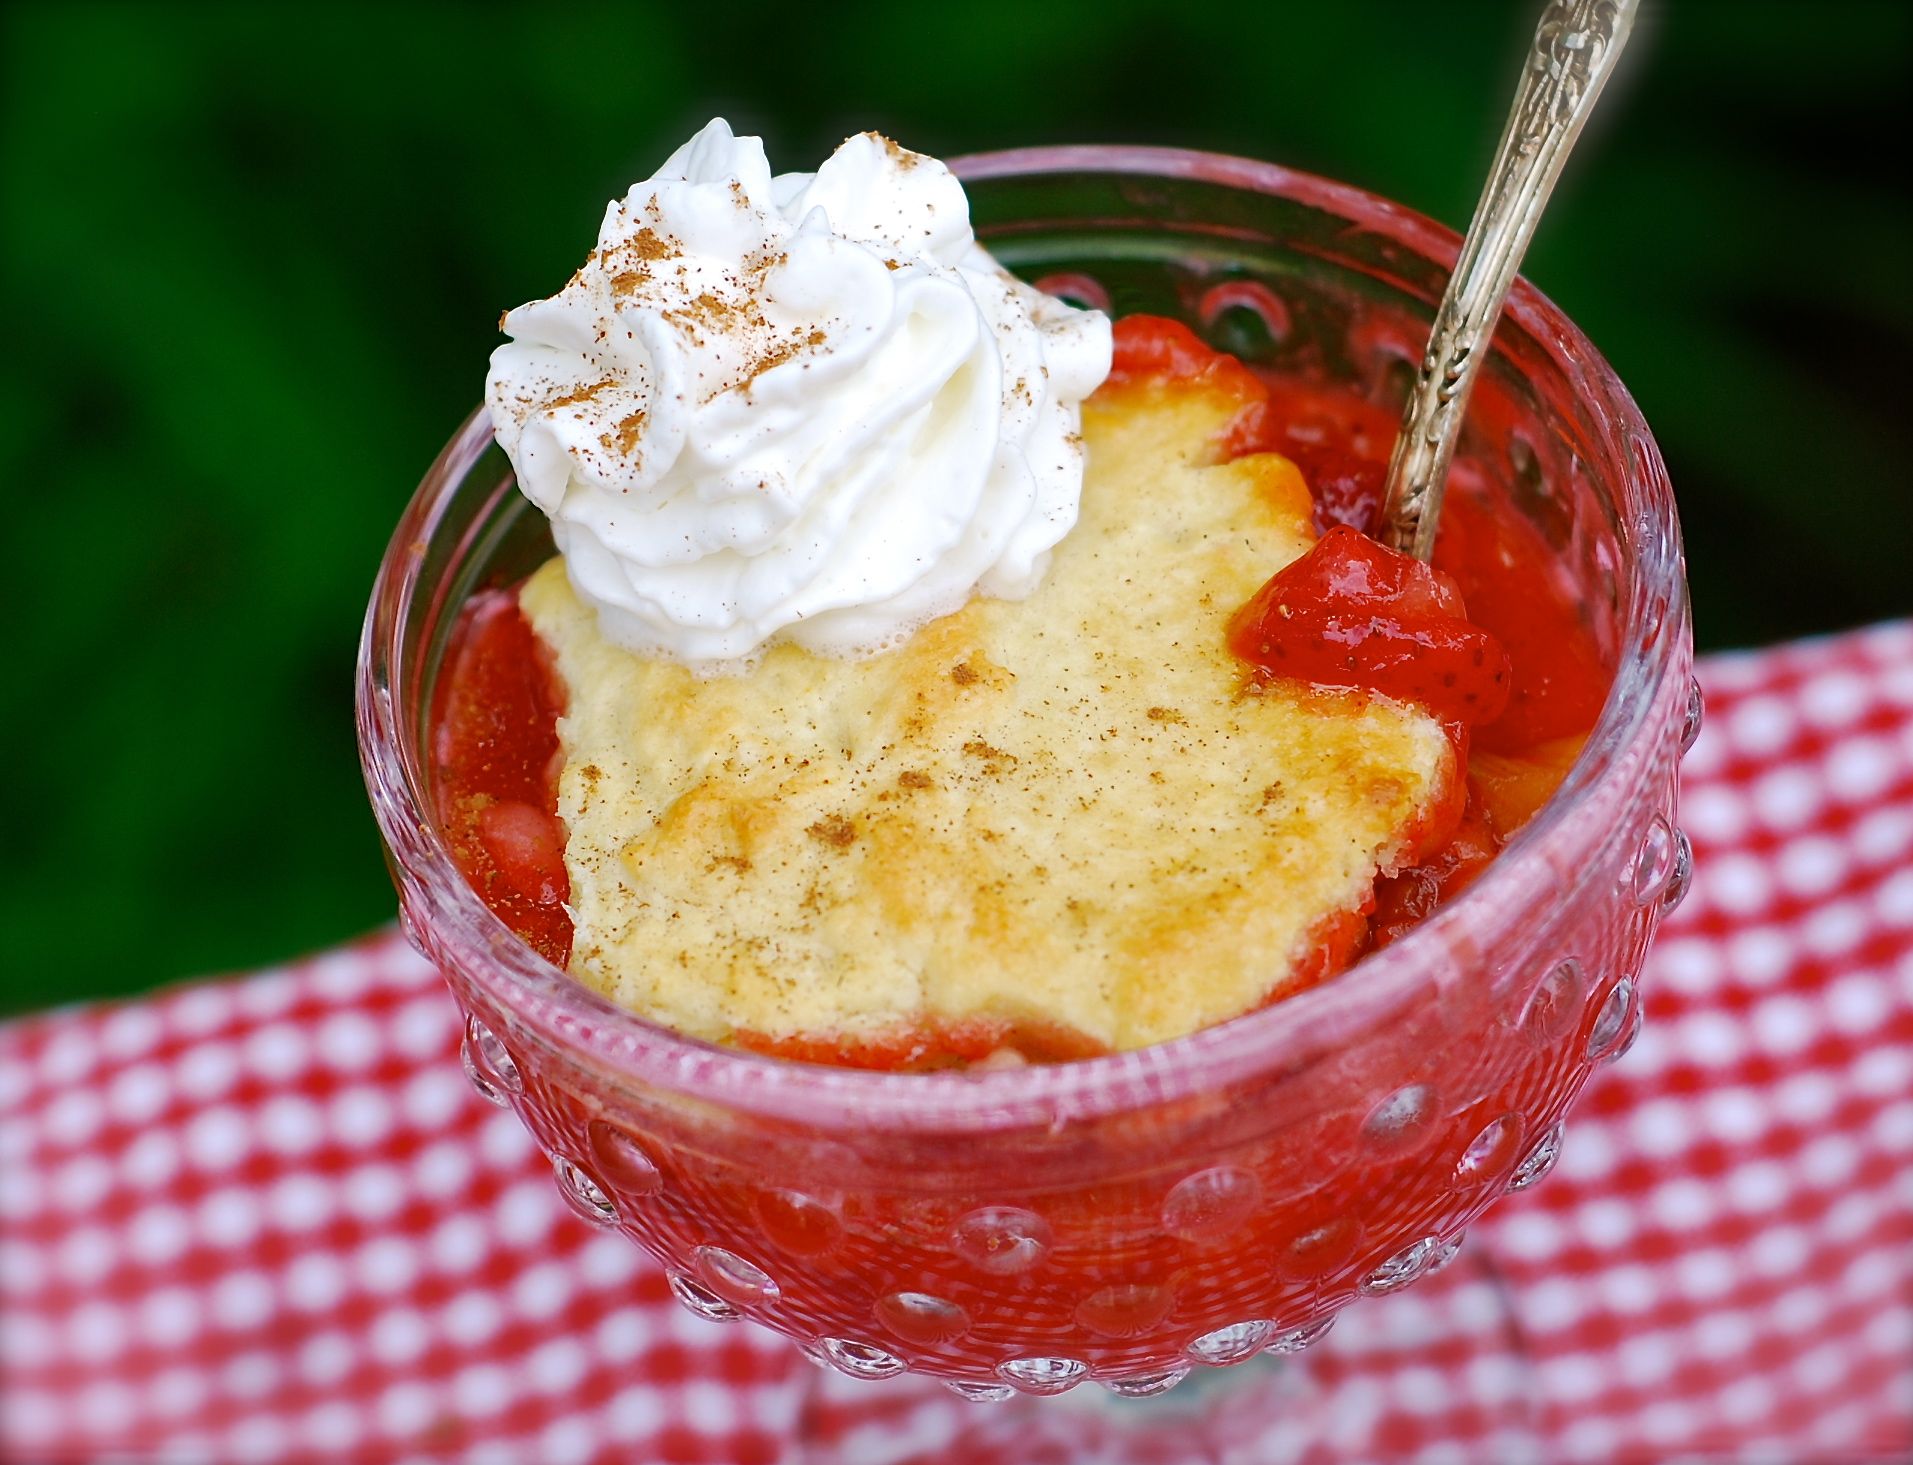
[
  {"left": 545, "top": 378, "right": 616, "bottom": 411},
  {"left": 806, "top": 813, "right": 857, "bottom": 849}
]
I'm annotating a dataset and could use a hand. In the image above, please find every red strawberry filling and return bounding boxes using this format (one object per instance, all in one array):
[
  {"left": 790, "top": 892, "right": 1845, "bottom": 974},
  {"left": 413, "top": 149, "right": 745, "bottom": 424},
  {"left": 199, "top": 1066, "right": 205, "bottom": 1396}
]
[{"left": 1227, "top": 525, "right": 1513, "bottom": 729}]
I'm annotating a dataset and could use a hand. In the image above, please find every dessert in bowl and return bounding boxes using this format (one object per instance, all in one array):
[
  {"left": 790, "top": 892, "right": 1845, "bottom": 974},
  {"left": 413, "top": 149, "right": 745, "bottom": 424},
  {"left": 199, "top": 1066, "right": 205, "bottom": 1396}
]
[{"left": 359, "top": 126, "right": 1693, "bottom": 1395}]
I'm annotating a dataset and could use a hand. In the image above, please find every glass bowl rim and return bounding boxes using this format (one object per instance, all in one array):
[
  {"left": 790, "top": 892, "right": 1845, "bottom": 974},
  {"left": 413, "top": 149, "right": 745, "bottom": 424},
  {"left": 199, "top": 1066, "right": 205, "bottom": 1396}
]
[{"left": 357, "top": 142, "right": 1684, "bottom": 1132}]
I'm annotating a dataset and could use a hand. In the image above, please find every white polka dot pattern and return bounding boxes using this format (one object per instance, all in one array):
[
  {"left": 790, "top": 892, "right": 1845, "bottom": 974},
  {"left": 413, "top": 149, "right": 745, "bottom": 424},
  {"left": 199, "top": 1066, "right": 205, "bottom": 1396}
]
[{"left": 1, "top": 625, "right": 1910, "bottom": 1463}]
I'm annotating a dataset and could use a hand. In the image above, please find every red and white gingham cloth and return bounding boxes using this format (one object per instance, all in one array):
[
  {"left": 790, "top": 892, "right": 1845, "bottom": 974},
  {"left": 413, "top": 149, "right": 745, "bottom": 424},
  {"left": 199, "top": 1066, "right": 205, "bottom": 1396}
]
[{"left": 4, "top": 623, "right": 1910, "bottom": 1465}]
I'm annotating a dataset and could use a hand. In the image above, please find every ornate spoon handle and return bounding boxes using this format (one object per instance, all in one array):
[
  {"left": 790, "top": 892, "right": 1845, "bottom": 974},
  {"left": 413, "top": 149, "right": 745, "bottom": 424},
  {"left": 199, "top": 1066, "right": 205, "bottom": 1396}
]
[{"left": 1381, "top": 0, "right": 1639, "bottom": 561}]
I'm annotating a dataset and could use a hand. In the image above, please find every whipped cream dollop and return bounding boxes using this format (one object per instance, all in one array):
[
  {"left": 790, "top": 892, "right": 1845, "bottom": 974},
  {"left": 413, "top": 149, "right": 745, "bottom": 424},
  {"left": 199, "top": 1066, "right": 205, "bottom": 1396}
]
[{"left": 486, "top": 119, "right": 1111, "bottom": 666}]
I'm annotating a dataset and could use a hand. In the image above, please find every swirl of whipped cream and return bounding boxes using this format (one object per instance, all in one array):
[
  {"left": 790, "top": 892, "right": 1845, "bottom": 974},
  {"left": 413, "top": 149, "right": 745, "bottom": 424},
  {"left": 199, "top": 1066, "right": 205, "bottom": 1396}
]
[{"left": 486, "top": 119, "right": 1112, "bottom": 666}]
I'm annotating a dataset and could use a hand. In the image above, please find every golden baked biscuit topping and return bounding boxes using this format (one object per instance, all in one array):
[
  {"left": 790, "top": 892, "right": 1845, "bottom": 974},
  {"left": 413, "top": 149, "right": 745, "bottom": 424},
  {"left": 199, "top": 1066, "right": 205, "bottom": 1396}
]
[{"left": 522, "top": 368, "right": 1454, "bottom": 1056}]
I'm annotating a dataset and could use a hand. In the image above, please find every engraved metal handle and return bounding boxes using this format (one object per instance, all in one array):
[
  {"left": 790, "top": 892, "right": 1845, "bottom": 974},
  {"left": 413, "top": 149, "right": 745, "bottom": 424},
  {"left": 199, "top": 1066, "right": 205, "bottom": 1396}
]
[{"left": 1381, "top": 0, "right": 1639, "bottom": 561}]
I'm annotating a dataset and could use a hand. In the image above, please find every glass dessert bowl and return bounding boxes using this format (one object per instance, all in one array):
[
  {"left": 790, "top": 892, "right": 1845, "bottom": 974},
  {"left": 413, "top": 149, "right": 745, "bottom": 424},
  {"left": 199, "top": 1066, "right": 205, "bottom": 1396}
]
[{"left": 358, "top": 145, "right": 1694, "bottom": 1397}]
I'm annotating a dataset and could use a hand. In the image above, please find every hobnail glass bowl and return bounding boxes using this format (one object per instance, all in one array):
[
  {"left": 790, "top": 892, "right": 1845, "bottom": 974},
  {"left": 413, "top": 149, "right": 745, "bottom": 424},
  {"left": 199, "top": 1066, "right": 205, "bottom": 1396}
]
[{"left": 357, "top": 145, "right": 1694, "bottom": 1399}]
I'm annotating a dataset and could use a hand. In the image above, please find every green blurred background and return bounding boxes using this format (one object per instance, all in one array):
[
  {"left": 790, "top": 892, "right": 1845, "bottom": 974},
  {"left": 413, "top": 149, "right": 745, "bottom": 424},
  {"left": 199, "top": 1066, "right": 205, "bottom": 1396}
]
[{"left": 3, "top": 0, "right": 1907, "bottom": 1014}]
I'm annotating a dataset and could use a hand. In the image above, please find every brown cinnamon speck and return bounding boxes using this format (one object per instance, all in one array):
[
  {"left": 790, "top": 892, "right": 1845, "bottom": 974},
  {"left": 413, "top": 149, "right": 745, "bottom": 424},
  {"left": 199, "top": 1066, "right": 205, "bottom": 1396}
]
[
  {"left": 626, "top": 226, "right": 673, "bottom": 261},
  {"left": 744, "top": 326, "right": 828, "bottom": 383},
  {"left": 879, "top": 135, "right": 922, "bottom": 170},
  {"left": 545, "top": 378, "right": 616, "bottom": 410},
  {"left": 961, "top": 739, "right": 1018, "bottom": 776},
  {"left": 607, "top": 409, "right": 647, "bottom": 455},
  {"left": 806, "top": 814, "right": 856, "bottom": 849}
]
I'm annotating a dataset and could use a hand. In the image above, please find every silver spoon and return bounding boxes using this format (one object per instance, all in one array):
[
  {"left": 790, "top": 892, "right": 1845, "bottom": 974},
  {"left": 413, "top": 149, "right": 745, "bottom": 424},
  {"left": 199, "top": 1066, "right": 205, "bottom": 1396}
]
[{"left": 1381, "top": 0, "right": 1640, "bottom": 561}]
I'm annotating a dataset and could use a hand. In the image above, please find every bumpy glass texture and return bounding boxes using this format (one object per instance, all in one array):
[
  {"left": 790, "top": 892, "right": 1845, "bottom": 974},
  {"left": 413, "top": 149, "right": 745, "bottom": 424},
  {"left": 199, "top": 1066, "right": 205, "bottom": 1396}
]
[{"left": 359, "top": 148, "right": 1693, "bottom": 1392}]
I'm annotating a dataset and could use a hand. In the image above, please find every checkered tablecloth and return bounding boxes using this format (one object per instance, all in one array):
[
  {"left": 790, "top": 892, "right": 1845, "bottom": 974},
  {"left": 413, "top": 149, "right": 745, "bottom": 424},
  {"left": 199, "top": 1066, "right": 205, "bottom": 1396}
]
[{"left": 4, "top": 623, "right": 1910, "bottom": 1465}]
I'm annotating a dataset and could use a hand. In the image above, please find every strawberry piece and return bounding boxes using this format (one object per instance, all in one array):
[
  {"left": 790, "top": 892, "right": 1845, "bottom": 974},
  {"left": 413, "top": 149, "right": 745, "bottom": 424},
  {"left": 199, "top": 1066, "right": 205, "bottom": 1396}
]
[
  {"left": 476, "top": 800, "right": 568, "bottom": 907},
  {"left": 1227, "top": 526, "right": 1513, "bottom": 727},
  {"left": 1251, "top": 375, "right": 1397, "bottom": 533},
  {"left": 1288, "top": 441, "right": 1387, "bottom": 536},
  {"left": 1107, "top": 315, "right": 1269, "bottom": 405},
  {"left": 431, "top": 591, "right": 574, "bottom": 966},
  {"left": 1368, "top": 798, "right": 1501, "bottom": 949}
]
